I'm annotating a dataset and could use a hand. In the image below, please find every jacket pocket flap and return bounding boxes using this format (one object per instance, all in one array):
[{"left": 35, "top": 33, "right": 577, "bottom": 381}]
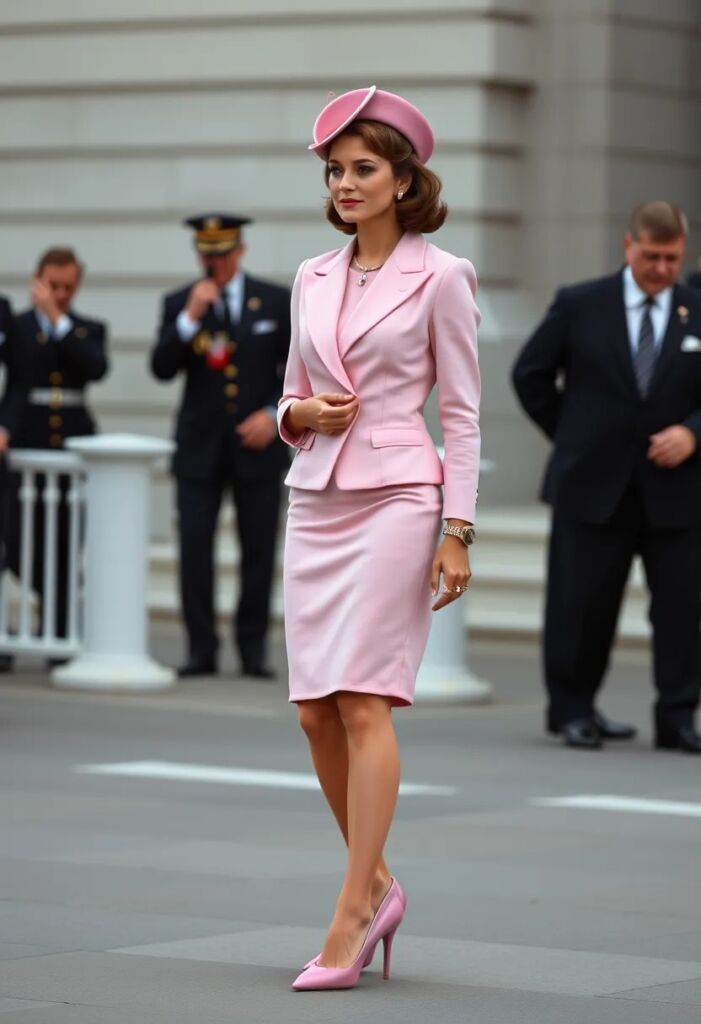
[{"left": 371, "top": 427, "right": 425, "bottom": 448}]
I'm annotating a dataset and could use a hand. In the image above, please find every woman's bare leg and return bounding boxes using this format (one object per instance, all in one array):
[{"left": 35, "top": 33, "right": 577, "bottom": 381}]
[
  {"left": 298, "top": 696, "right": 392, "bottom": 909},
  {"left": 316, "top": 692, "right": 400, "bottom": 967}
]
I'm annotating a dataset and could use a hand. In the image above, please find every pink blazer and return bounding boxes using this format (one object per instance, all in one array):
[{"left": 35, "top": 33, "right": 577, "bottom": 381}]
[{"left": 277, "top": 231, "right": 481, "bottom": 522}]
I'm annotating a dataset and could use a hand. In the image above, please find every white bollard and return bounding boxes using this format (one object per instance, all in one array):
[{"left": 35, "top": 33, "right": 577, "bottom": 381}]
[
  {"left": 52, "top": 434, "right": 175, "bottom": 692},
  {"left": 414, "top": 453, "right": 494, "bottom": 704},
  {"left": 415, "top": 596, "right": 492, "bottom": 704}
]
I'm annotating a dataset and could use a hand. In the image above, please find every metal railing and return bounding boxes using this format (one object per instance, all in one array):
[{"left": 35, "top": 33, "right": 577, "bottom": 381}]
[{"left": 0, "top": 449, "right": 84, "bottom": 658}]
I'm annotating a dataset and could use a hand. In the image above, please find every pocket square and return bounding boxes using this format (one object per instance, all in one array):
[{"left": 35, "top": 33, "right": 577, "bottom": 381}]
[
  {"left": 681, "top": 335, "right": 701, "bottom": 352},
  {"left": 251, "top": 318, "right": 277, "bottom": 335}
]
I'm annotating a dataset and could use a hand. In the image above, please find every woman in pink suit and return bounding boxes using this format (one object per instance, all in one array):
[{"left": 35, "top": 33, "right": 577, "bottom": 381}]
[{"left": 278, "top": 87, "right": 481, "bottom": 991}]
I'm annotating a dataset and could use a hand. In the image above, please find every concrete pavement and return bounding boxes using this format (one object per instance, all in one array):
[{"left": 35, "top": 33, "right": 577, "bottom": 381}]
[{"left": 0, "top": 625, "right": 700, "bottom": 1022}]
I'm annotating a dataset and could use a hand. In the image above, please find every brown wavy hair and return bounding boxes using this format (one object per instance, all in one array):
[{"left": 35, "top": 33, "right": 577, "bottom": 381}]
[{"left": 324, "top": 120, "right": 447, "bottom": 235}]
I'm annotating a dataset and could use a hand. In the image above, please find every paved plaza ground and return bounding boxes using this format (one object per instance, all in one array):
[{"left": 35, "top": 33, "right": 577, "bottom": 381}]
[{"left": 0, "top": 624, "right": 700, "bottom": 1022}]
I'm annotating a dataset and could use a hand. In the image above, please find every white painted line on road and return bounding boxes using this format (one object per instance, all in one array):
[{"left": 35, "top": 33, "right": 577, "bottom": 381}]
[
  {"left": 74, "top": 760, "right": 457, "bottom": 797},
  {"left": 533, "top": 795, "right": 701, "bottom": 819}
]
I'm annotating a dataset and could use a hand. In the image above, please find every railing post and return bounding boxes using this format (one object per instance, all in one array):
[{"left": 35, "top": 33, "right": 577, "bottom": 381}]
[{"left": 52, "top": 433, "right": 175, "bottom": 692}]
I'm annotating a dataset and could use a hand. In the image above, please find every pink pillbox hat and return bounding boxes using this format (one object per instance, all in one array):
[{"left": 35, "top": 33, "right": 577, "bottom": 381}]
[{"left": 308, "top": 86, "right": 434, "bottom": 164}]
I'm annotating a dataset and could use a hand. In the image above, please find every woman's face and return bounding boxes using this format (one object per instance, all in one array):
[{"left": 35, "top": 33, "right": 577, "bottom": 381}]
[{"left": 326, "top": 134, "right": 407, "bottom": 227}]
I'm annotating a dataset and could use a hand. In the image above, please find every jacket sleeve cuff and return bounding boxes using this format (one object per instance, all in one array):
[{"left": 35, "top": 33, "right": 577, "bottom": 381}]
[{"left": 277, "top": 398, "right": 315, "bottom": 450}]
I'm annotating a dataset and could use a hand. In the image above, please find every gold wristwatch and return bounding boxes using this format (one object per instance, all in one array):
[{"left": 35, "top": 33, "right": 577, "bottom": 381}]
[{"left": 442, "top": 523, "right": 476, "bottom": 546}]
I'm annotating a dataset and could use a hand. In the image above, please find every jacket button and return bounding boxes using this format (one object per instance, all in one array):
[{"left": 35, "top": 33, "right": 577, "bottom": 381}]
[
  {"left": 225, "top": 365, "right": 238, "bottom": 378},
  {"left": 49, "top": 434, "right": 63, "bottom": 448},
  {"left": 226, "top": 402, "right": 237, "bottom": 415},
  {"left": 225, "top": 383, "right": 239, "bottom": 397},
  {"left": 49, "top": 371, "right": 63, "bottom": 386},
  {"left": 49, "top": 415, "right": 62, "bottom": 428}
]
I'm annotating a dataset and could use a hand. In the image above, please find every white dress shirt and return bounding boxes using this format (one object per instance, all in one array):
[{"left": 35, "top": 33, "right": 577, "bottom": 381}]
[
  {"left": 176, "top": 271, "right": 244, "bottom": 342},
  {"left": 623, "top": 265, "right": 673, "bottom": 354},
  {"left": 36, "top": 308, "right": 72, "bottom": 341}
]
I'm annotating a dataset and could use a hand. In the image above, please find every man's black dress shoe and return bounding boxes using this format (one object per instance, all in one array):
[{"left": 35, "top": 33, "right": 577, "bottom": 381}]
[
  {"left": 593, "top": 711, "right": 637, "bottom": 740},
  {"left": 177, "top": 659, "right": 217, "bottom": 678},
  {"left": 241, "top": 663, "right": 276, "bottom": 680},
  {"left": 0, "top": 653, "right": 15, "bottom": 673},
  {"left": 558, "top": 718, "right": 603, "bottom": 750},
  {"left": 655, "top": 724, "right": 701, "bottom": 754}
]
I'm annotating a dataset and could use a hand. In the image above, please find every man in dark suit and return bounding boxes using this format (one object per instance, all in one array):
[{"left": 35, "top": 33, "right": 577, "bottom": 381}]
[
  {"left": 151, "top": 214, "right": 290, "bottom": 679},
  {"left": 513, "top": 201, "right": 701, "bottom": 753},
  {"left": 5, "top": 247, "right": 108, "bottom": 651},
  {"left": 0, "top": 294, "right": 30, "bottom": 601}
]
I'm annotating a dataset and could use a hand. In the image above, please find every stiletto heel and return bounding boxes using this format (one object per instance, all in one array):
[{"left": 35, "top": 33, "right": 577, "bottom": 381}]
[{"left": 382, "top": 926, "right": 397, "bottom": 980}]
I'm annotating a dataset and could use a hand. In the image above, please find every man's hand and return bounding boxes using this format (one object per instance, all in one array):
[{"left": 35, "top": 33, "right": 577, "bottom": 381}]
[
  {"left": 30, "top": 277, "right": 60, "bottom": 324},
  {"left": 647, "top": 425, "right": 697, "bottom": 468},
  {"left": 236, "top": 410, "right": 277, "bottom": 450},
  {"left": 185, "top": 279, "right": 220, "bottom": 323}
]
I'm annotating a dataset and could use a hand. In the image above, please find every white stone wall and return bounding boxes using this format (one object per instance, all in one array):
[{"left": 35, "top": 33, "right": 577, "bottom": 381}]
[{"left": 0, "top": 0, "right": 699, "bottom": 523}]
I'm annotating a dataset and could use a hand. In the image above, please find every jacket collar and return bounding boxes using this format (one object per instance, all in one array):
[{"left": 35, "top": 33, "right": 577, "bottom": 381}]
[{"left": 303, "top": 233, "right": 432, "bottom": 387}]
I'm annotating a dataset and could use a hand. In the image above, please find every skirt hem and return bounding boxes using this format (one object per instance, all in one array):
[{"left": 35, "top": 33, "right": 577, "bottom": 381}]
[{"left": 289, "top": 682, "right": 413, "bottom": 709}]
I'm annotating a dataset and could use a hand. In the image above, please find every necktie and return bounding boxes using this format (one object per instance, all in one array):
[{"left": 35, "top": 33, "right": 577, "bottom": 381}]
[
  {"left": 634, "top": 296, "right": 656, "bottom": 398},
  {"left": 219, "top": 287, "right": 234, "bottom": 336}
]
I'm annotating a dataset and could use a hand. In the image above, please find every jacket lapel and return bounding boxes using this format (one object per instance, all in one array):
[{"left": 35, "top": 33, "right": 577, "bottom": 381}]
[
  {"left": 303, "top": 239, "right": 356, "bottom": 393},
  {"left": 338, "top": 232, "right": 432, "bottom": 359},
  {"left": 647, "top": 285, "right": 685, "bottom": 398},
  {"left": 606, "top": 271, "right": 639, "bottom": 397}
]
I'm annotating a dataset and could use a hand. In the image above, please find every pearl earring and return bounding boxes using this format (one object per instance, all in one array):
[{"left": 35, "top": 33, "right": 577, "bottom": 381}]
[{"left": 396, "top": 190, "right": 405, "bottom": 201}]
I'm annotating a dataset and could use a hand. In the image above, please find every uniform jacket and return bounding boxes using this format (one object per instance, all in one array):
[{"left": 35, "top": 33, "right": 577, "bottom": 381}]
[
  {"left": 512, "top": 270, "right": 701, "bottom": 528},
  {"left": 277, "top": 232, "right": 481, "bottom": 523},
  {"left": 12, "top": 308, "right": 107, "bottom": 450},
  {"left": 151, "top": 274, "right": 291, "bottom": 482},
  {"left": 0, "top": 297, "right": 30, "bottom": 440}
]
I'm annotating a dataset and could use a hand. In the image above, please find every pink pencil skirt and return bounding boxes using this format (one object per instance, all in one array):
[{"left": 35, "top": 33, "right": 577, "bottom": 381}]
[{"left": 284, "top": 478, "right": 442, "bottom": 708}]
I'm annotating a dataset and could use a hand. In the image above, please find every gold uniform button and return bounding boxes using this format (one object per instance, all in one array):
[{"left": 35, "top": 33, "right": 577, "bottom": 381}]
[
  {"left": 49, "top": 415, "right": 62, "bottom": 428},
  {"left": 225, "top": 383, "right": 239, "bottom": 397},
  {"left": 226, "top": 403, "right": 237, "bottom": 414},
  {"left": 225, "top": 365, "right": 238, "bottom": 379},
  {"left": 49, "top": 372, "right": 63, "bottom": 386},
  {"left": 228, "top": 341, "right": 237, "bottom": 353},
  {"left": 49, "top": 434, "right": 63, "bottom": 448}
]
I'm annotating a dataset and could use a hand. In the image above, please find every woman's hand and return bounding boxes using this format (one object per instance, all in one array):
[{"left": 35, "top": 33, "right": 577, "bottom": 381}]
[
  {"left": 431, "top": 536, "right": 472, "bottom": 611},
  {"left": 286, "top": 393, "right": 359, "bottom": 437}
]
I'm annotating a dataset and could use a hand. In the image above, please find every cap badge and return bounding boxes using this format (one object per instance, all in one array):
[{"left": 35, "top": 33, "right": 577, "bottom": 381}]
[{"left": 204, "top": 216, "right": 221, "bottom": 231}]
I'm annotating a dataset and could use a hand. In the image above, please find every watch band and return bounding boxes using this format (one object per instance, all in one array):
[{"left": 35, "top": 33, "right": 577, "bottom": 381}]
[{"left": 442, "top": 523, "right": 476, "bottom": 546}]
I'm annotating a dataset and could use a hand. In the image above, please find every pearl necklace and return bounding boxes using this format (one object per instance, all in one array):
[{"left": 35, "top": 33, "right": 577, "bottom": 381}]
[{"left": 353, "top": 255, "right": 384, "bottom": 287}]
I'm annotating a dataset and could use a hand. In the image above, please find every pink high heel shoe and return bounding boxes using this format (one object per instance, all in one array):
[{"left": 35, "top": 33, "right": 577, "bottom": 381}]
[
  {"left": 292, "top": 878, "right": 405, "bottom": 991},
  {"left": 301, "top": 878, "right": 406, "bottom": 973}
]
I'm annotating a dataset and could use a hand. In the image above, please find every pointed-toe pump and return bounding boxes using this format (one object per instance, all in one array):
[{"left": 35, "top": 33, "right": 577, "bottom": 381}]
[
  {"left": 293, "top": 878, "right": 405, "bottom": 991},
  {"left": 300, "top": 877, "right": 407, "bottom": 974}
]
